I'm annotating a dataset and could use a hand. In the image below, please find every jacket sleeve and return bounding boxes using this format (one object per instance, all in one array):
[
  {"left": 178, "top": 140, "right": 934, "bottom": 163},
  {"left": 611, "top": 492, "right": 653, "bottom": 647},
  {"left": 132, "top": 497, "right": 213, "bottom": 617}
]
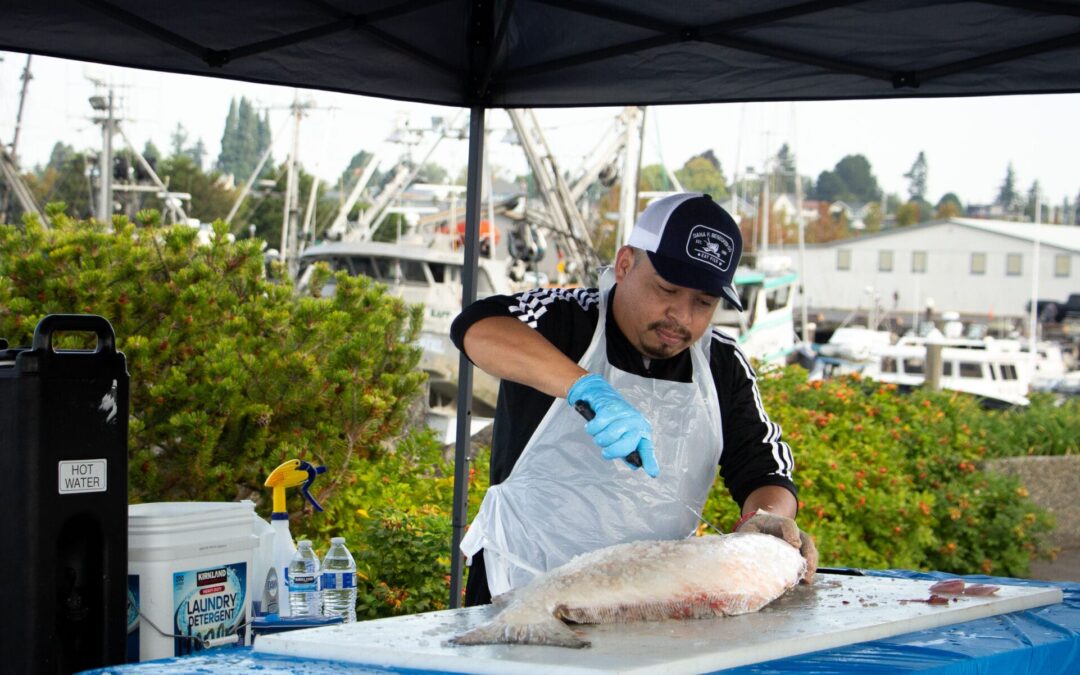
[
  {"left": 450, "top": 287, "right": 601, "bottom": 364},
  {"left": 709, "top": 330, "right": 798, "bottom": 509}
]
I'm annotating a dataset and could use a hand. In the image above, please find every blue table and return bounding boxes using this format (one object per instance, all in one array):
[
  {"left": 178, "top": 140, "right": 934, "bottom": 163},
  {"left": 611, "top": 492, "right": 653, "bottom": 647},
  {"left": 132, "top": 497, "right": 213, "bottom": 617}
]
[{"left": 85, "top": 570, "right": 1080, "bottom": 675}]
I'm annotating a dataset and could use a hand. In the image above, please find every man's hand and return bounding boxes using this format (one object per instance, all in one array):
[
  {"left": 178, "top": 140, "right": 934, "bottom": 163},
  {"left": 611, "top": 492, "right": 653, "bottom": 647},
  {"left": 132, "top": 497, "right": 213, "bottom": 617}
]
[
  {"left": 735, "top": 509, "right": 818, "bottom": 583},
  {"left": 567, "top": 373, "right": 660, "bottom": 477}
]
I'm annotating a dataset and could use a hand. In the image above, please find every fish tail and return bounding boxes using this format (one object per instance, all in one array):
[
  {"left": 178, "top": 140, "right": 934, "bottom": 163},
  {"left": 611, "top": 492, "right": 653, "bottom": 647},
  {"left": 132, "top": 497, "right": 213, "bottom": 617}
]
[{"left": 451, "top": 611, "right": 589, "bottom": 649}]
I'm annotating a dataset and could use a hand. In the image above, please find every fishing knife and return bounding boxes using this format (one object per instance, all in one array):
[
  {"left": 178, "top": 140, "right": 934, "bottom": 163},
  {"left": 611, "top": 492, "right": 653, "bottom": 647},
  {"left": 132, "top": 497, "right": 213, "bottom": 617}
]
[{"left": 573, "top": 400, "right": 643, "bottom": 467}]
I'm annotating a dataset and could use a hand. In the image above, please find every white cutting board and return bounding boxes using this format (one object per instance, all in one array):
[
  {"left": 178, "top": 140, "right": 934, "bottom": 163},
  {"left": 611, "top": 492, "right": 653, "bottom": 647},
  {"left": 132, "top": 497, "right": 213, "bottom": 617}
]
[{"left": 255, "top": 574, "right": 1062, "bottom": 674}]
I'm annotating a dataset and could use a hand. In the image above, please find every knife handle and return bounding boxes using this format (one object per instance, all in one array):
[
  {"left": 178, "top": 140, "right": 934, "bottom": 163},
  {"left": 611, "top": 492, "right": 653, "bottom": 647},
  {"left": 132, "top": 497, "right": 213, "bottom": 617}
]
[{"left": 573, "top": 401, "right": 643, "bottom": 468}]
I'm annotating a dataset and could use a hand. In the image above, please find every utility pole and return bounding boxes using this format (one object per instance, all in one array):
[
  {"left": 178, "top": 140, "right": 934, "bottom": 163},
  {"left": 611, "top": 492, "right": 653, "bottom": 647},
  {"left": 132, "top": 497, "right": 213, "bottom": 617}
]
[
  {"left": 280, "top": 91, "right": 307, "bottom": 279},
  {"left": 11, "top": 55, "right": 32, "bottom": 160},
  {"left": 89, "top": 87, "right": 116, "bottom": 224},
  {"left": 617, "top": 107, "right": 645, "bottom": 247}
]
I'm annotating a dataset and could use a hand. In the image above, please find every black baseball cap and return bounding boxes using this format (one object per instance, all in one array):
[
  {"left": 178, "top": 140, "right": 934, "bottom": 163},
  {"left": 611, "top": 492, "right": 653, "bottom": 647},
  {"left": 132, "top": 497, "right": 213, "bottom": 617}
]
[{"left": 626, "top": 192, "right": 744, "bottom": 310}]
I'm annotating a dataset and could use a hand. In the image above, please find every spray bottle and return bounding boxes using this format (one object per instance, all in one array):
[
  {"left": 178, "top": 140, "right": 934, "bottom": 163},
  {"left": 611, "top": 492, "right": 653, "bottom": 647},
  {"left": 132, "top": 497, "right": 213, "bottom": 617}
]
[{"left": 262, "top": 459, "right": 326, "bottom": 617}]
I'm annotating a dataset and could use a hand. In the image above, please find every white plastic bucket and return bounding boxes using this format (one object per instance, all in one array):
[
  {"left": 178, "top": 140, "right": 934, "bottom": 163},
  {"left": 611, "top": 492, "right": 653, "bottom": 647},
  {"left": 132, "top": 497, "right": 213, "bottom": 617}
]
[{"left": 127, "top": 501, "right": 258, "bottom": 662}]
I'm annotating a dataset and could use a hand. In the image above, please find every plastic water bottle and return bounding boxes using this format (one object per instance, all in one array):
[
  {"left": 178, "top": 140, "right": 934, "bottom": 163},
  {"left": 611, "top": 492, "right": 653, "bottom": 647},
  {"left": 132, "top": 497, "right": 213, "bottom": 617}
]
[
  {"left": 320, "top": 537, "right": 357, "bottom": 622},
  {"left": 287, "top": 540, "right": 322, "bottom": 616}
]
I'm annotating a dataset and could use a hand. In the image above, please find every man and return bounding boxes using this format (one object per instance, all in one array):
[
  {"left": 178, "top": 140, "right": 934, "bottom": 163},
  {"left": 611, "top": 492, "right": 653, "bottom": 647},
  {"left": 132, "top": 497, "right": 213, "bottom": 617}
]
[{"left": 451, "top": 192, "right": 817, "bottom": 605}]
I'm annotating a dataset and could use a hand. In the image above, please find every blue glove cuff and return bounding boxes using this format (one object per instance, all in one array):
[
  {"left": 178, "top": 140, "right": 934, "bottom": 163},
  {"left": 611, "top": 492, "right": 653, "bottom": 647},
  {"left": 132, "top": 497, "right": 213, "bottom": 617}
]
[{"left": 567, "top": 373, "right": 604, "bottom": 406}]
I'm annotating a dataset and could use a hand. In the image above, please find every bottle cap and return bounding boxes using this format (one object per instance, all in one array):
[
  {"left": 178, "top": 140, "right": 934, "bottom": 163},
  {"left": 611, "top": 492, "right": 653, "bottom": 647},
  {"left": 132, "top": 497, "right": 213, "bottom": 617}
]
[
  {"left": 331, "top": 537, "right": 345, "bottom": 545},
  {"left": 298, "top": 540, "right": 312, "bottom": 547}
]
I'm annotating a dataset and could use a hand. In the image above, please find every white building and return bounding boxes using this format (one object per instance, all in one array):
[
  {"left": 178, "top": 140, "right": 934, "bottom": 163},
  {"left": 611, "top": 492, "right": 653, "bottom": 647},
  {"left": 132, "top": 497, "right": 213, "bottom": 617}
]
[{"left": 775, "top": 218, "right": 1080, "bottom": 320}]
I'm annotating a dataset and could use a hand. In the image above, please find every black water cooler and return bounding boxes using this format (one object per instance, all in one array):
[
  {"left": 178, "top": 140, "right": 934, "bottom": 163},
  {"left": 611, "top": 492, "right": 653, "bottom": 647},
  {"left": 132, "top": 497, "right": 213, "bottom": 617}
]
[{"left": 1, "top": 315, "right": 129, "bottom": 673}]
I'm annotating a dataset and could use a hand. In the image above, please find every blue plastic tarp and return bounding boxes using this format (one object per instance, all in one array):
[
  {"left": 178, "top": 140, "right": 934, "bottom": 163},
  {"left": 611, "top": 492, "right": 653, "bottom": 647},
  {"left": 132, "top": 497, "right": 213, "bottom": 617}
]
[{"left": 84, "top": 569, "right": 1080, "bottom": 674}]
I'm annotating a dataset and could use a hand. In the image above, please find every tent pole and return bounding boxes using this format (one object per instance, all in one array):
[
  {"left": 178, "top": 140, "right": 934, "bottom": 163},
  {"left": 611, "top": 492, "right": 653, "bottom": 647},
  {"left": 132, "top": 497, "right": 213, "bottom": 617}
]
[{"left": 449, "top": 106, "right": 485, "bottom": 608}]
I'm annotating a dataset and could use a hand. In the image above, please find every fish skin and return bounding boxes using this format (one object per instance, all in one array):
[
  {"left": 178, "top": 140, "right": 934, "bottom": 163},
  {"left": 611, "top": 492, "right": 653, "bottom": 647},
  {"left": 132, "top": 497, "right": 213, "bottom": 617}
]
[{"left": 451, "top": 532, "right": 806, "bottom": 649}]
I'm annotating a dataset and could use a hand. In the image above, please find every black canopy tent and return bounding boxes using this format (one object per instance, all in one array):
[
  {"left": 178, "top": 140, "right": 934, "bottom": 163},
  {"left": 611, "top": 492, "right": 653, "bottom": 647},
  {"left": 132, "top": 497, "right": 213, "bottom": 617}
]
[{"left": 5, "top": 0, "right": 1080, "bottom": 607}]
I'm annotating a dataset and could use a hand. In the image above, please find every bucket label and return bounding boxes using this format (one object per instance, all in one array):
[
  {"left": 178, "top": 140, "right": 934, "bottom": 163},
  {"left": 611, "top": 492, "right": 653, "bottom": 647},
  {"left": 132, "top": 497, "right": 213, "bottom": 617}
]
[
  {"left": 126, "top": 575, "right": 139, "bottom": 663},
  {"left": 57, "top": 459, "right": 107, "bottom": 494},
  {"left": 172, "top": 562, "right": 247, "bottom": 656}
]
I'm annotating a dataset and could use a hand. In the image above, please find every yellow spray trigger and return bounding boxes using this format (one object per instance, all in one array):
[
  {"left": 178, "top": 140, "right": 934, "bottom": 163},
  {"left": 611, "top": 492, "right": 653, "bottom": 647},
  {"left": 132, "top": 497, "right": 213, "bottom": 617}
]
[{"left": 265, "top": 459, "right": 326, "bottom": 515}]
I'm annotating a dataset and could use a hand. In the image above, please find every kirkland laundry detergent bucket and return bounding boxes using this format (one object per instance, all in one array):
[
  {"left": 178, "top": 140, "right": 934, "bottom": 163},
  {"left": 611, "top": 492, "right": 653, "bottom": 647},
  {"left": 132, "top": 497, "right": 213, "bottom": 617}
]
[{"left": 127, "top": 501, "right": 258, "bottom": 662}]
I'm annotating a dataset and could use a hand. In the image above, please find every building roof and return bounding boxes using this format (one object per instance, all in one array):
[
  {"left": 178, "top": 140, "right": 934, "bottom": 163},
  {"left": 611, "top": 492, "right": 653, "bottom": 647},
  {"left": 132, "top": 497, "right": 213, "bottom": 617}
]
[
  {"left": 950, "top": 219, "right": 1080, "bottom": 253},
  {"left": 793, "top": 218, "right": 1080, "bottom": 253}
]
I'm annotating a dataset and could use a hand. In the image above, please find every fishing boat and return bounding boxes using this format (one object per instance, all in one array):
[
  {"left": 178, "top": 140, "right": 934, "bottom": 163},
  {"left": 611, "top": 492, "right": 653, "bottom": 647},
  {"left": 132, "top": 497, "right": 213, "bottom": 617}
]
[
  {"left": 713, "top": 258, "right": 800, "bottom": 367},
  {"left": 296, "top": 236, "right": 512, "bottom": 420}
]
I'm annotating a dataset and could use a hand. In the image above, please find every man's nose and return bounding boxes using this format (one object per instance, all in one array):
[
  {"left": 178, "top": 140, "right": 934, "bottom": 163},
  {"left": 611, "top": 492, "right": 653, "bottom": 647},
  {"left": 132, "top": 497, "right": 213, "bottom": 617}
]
[{"left": 666, "top": 294, "right": 693, "bottom": 326}]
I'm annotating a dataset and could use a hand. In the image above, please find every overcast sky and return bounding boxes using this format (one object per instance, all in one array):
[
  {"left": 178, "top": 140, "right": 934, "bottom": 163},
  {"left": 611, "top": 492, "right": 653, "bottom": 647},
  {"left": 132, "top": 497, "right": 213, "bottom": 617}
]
[{"left": 3, "top": 51, "right": 1079, "bottom": 209}]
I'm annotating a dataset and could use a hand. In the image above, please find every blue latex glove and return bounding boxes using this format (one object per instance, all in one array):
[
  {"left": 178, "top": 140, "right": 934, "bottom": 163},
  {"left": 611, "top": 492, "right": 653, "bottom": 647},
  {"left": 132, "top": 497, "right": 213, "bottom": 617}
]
[{"left": 567, "top": 373, "right": 660, "bottom": 477}]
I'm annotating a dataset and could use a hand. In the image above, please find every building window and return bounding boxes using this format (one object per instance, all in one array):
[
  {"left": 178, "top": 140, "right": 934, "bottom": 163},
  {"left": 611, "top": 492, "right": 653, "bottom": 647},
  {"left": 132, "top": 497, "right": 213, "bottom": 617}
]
[
  {"left": 912, "top": 250, "right": 927, "bottom": 273},
  {"left": 879, "top": 250, "right": 894, "bottom": 272},
  {"left": 1006, "top": 253, "right": 1022, "bottom": 276},
  {"left": 837, "top": 249, "right": 851, "bottom": 271},
  {"left": 1056, "top": 254, "right": 1071, "bottom": 277},
  {"left": 970, "top": 252, "right": 986, "bottom": 275}
]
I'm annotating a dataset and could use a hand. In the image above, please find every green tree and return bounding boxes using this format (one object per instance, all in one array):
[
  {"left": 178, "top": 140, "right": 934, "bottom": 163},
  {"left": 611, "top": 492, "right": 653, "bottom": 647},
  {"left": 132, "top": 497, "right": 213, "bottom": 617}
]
[
  {"left": 936, "top": 192, "right": 963, "bottom": 219},
  {"left": 996, "top": 162, "right": 1020, "bottom": 216},
  {"left": 217, "top": 97, "right": 271, "bottom": 181},
  {"left": 896, "top": 201, "right": 921, "bottom": 226},
  {"left": 674, "top": 154, "right": 729, "bottom": 200},
  {"left": 772, "top": 143, "right": 799, "bottom": 194},
  {"left": 638, "top": 164, "right": 673, "bottom": 192},
  {"left": 24, "top": 143, "right": 93, "bottom": 218},
  {"left": 1023, "top": 180, "right": 1042, "bottom": 222},
  {"left": 904, "top": 151, "right": 928, "bottom": 202},
  {"left": 142, "top": 141, "right": 162, "bottom": 169},
  {"left": 814, "top": 154, "right": 880, "bottom": 203},
  {"left": 145, "top": 154, "right": 238, "bottom": 224}
]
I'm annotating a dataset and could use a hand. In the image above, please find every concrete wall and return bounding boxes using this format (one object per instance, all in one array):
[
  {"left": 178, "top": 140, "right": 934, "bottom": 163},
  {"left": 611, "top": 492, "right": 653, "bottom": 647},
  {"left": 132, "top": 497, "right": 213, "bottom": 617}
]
[{"left": 985, "top": 456, "right": 1080, "bottom": 549}]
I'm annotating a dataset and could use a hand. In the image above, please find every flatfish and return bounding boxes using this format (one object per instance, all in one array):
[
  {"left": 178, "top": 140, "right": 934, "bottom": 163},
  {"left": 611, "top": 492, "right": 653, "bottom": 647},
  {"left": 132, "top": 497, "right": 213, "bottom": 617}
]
[{"left": 451, "top": 532, "right": 805, "bottom": 649}]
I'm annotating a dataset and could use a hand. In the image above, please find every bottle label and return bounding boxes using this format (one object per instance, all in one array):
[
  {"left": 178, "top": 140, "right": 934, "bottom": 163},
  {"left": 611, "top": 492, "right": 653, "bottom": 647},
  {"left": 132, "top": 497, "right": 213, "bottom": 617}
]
[
  {"left": 289, "top": 573, "right": 319, "bottom": 593},
  {"left": 321, "top": 571, "right": 356, "bottom": 590}
]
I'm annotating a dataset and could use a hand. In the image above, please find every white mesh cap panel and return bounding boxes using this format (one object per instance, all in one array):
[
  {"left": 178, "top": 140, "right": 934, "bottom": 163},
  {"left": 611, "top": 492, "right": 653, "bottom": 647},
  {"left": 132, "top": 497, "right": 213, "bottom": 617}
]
[{"left": 626, "top": 192, "right": 703, "bottom": 252}]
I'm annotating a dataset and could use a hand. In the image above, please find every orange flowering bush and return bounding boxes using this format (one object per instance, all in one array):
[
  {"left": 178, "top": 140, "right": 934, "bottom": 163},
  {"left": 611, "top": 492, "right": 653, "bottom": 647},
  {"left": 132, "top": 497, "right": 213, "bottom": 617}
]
[{"left": 703, "top": 366, "right": 1055, "bottom": 577}]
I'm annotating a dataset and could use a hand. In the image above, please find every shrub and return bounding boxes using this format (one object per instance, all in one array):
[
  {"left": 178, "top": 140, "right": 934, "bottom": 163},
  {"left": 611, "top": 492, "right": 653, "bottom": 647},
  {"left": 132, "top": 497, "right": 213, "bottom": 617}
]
[
  {"left": 0, "top": 210, "right": 426, "bottom": 512},
  {"left": 705, "top": 366, "right": 1055, "bottom": 577},
  {"left": 300, "top": 428, "right": 491, "bottom": 618}
]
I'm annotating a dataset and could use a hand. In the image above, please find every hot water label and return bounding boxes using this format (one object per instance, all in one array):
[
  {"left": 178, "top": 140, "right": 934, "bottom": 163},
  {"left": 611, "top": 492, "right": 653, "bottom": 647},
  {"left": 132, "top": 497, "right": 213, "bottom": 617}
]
[
  {"left": 172, "top": 562, "right": 247, "bottom": 656},
  {"left": 57, "top": 459, "right": 107, "bottom": 494}
]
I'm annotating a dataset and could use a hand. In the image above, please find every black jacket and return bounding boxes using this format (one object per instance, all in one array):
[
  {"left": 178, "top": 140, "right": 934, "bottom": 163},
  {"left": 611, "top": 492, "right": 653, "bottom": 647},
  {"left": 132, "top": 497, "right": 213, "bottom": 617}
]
[{"left": 450, "top": 284, "right": 797, "bottom": 508}]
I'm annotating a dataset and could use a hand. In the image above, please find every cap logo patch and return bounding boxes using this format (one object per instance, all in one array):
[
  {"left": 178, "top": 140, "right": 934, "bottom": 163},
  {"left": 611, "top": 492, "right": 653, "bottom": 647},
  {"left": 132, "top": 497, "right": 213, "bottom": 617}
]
[{"left": 686, "top": 224, "right": 734, "bottom": 272}]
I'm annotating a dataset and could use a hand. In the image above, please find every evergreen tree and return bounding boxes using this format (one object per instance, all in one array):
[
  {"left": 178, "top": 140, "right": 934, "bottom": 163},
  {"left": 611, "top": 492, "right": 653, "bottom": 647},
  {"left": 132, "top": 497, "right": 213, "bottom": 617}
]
[
  {"left": 904, "top": 151, "right": 928, "bottom": 202},
  {"left": 142, "top": 141, "right": 161, "bottom": 168},
  {"left": 170, "top": 122, "right": 189, "bottom": 158},
  {"left": 1024, "top": 180, "right": 1042, "bottom": 222},
  {"left": 996, "top": 163, "right": 1020, "bottom": 216},
  {"left": 188, "top": 139, "right": 207, "bottom": 171},
  {"left": 773, "top": 143, "right": 798, "bottom": 194},
  {"left": 217, "top": 99, "right": 239, "bottom": 175},
  {"left": 235, "top": 97, "right": 259, "bottom": 180}
]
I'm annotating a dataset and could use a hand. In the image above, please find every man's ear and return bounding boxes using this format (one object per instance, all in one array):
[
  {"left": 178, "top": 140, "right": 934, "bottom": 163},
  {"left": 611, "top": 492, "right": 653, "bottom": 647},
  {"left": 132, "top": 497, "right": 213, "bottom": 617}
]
[{"left": 614, "top": 246, "right": 635, "bottom": 282}]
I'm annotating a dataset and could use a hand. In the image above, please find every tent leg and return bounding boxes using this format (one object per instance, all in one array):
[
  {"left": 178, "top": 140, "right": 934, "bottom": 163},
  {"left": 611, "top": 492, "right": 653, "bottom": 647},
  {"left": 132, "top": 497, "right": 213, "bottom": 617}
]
[{"left": 449, "top": 106, "right": 485, "bottom": 609}]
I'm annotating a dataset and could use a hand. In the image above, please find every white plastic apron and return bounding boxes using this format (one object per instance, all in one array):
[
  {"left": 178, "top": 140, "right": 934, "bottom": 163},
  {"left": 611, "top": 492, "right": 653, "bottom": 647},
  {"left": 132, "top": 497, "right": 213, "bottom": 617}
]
[{"left": 460, "top": 268, "right": 724, "bottom": 596}]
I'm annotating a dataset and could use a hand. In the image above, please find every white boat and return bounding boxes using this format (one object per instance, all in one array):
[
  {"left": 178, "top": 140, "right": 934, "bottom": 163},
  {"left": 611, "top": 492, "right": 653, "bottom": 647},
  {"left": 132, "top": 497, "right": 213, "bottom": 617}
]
[
  {"left": 296, "top": 235, "right": 513, "bottom": 418},
  {"left": 863, "top": 336, "right": 1034, "bottom": 407},
  {"left": 713, "top": 260, "right": 800, "bottom": 367}
]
